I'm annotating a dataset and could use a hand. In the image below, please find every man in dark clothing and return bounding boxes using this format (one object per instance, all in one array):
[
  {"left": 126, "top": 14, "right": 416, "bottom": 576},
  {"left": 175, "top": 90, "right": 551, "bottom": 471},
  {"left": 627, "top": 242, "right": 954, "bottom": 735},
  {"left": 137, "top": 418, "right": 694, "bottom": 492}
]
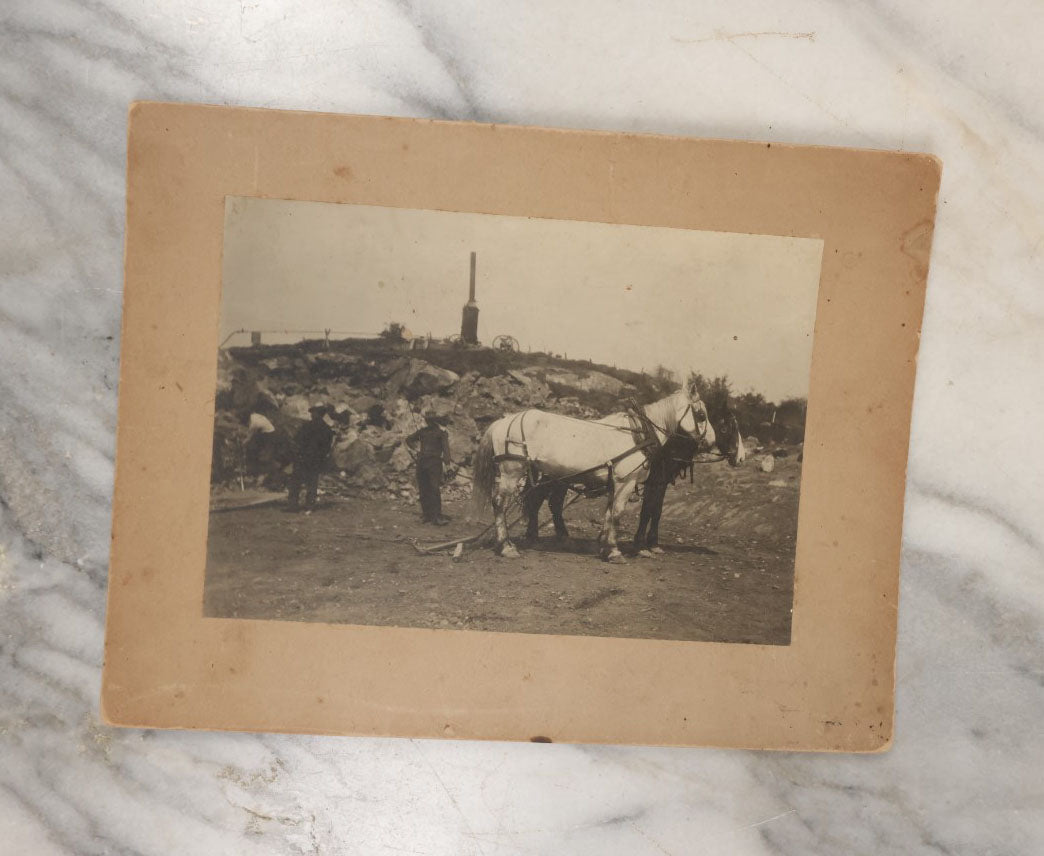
[
  {"left": 633, "top": 433, "right": 698, "bottom": 554},
  {"left": 406, "top": 412, "right": 451, "bottom": 525},
  {"left": 287, "top": 404, "right": 335, "bottom": 511}
]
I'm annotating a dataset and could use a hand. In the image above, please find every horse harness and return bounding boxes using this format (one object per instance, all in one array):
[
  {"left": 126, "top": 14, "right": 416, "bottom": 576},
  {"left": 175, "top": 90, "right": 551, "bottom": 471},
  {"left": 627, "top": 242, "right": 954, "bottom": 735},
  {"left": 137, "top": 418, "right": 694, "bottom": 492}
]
[{"left": 491, "top": 398, "right": 707, "bottom": 500}]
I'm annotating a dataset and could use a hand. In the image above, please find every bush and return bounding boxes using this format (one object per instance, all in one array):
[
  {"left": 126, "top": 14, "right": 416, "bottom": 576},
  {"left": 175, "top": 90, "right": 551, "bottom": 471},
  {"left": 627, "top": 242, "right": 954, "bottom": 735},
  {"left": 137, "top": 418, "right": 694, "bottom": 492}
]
[{"left": 379, "top": 322, "right": 407, "bottom": 342}]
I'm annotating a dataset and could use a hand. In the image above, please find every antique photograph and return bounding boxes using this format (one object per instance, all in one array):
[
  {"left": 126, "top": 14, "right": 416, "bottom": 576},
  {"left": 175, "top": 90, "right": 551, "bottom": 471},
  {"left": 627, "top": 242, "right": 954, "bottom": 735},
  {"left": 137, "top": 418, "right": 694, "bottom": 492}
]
[{"left": 204, "top": 197, "right": 823, "bottom": 644}]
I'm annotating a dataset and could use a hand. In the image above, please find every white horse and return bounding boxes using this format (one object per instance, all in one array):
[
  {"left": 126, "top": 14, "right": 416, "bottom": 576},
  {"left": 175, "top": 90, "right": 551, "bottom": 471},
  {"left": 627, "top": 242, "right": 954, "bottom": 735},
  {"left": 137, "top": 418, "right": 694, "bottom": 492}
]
[{"left": 471, "top": 387, "right": 716, "bottom": 562}]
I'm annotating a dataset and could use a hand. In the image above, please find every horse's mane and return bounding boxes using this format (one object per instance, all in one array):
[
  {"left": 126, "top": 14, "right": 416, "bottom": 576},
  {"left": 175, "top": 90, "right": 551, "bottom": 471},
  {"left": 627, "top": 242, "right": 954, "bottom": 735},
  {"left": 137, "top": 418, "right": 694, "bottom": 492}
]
[{"left": 643, "top": 389, "right": 691, "bottom": 435}]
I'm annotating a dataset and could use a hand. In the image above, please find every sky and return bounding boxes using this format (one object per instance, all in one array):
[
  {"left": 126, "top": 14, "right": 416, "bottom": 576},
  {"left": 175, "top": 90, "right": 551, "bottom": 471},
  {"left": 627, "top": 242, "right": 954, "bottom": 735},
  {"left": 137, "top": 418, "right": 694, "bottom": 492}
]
[{"left": 221, "top": 198, "right": 824, "bottom": 401}]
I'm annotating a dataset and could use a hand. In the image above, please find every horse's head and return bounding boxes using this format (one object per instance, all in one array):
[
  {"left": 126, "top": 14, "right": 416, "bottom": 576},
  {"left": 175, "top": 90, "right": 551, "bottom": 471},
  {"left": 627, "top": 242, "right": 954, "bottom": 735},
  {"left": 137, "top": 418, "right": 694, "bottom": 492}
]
[
  {"left": 714, "top": 411, "right": 746, "bottom": 467},
  {"left": 678, "top": 393, "right": 716, "bottom": 453}
]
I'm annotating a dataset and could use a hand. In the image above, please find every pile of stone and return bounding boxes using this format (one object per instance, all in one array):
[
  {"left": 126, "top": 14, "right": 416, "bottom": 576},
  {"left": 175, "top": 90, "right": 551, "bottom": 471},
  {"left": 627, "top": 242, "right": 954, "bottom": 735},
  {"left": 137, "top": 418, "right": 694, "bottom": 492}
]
[{"left": 211, "top": 347, "right": 637, "bottom": 503}]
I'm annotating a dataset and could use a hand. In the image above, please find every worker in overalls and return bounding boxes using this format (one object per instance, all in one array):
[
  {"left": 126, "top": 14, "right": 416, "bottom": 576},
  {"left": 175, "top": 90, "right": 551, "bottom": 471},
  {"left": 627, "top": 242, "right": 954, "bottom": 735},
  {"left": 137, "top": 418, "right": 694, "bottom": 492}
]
[
  {"left": 406, "top": 411, "right": 451, "bottom": 525},
  {"left": 287, "top": 403, "right": 334, "bottom": 511}
]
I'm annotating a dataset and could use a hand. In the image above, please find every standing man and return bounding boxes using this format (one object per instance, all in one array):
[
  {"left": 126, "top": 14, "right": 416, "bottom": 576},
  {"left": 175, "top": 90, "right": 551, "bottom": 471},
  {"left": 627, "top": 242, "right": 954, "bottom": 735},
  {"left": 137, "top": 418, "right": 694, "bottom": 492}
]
[
  {"left": 406, "top": 411, "right": 451, "bottom": 525},
  {"left": 633, "top": 433, "right": 698, "bottom": 555},
  {"left": 287, "top": 403, "right": 334, "bottom": 511}
]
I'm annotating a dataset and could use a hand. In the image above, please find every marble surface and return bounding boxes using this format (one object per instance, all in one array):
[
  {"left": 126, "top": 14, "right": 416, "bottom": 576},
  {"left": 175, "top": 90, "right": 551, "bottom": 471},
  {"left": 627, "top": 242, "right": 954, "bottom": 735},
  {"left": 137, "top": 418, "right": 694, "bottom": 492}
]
[{"left": 1, "top": 0, "right": 1042, "bottom": 852}]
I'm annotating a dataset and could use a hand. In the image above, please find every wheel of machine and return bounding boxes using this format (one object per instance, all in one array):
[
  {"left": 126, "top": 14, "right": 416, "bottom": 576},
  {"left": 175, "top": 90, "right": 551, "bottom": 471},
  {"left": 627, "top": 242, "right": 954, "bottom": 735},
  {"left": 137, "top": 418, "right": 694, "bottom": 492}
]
[{"left": 492, "top": 334, "right": 520, "bottom": 352}]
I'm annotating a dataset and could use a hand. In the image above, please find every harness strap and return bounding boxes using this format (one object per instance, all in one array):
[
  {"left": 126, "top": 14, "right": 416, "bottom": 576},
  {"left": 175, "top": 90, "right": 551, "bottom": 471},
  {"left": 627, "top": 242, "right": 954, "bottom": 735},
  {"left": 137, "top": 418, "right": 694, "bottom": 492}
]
[
  {"left": 500, "top": 410, "right": 539, "bottom": 486},
  {"left": 492, "top": 453, "right": 530, "bottom": 464}
]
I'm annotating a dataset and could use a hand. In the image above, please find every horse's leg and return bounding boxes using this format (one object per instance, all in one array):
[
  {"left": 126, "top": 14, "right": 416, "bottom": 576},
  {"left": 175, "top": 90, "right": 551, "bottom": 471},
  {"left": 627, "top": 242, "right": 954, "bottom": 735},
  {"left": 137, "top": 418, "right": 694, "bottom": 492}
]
[
  {"left": 494, "top": 463, "right": 523, "bottom": 559},
  {"left": 599, "top": 469, "right": 615, "bottom": 559},
  {"left": 522, "top": 480, "right": 545, "bottom": 541},
  {"left": 549, "top": 483, "right": 570, "bottom": 538},
  {"left": 647, "top": 480, "right": 668, "bottom": 554},
  {"left": 634, "top": 488, "right": 652, "bottom": 551},
  {"left": 601, "top": 472, "right": 633, "bottom": 564}
]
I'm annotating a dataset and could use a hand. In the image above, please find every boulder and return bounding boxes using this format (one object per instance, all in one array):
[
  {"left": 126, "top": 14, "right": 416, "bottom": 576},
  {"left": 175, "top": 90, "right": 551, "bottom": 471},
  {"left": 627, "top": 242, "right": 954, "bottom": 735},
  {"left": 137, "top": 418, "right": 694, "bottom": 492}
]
[
  {"left": 320, "top": 379, "right": 353, "bottom": 401},
  {"left": 377, "top": 356, "right": 410, "bottom": 380},
  {"left": 759, "top": 455, "right": 775, "bottom": 474},
  {"left": 461, "top": 373, "right": 543, "bottom": 414},
  {"left": 382, "top": 397, "right": 422, "bottom": 440},
  {"left": 331, "top": 437, "right": 376, "bottom": 475},
  {"left": 444, "top": 417, "right": 479, "bottom": 466},
  {"left": 402, "top": 360, "right": 459, "bottom": 399},
  {"left": 388, "top": 443, "right": 415, "bottom": 473},
  {"left": 350, "top": 463, "right": 387, "bottom": 489},
  {"left": 247, "top": 413, "right": 275, "bottom": 435},
  {"left": 348, "top": 393, "right": 381, "bottom": 414},
  {"left": 453, "top": 371, "right": 481, "bottom": 400},
  {"left": 543, "top": 368, "right": 634, "bottom": 398},
  {"left": 280, "top": 394, "right": 312, "bottom": 422},
  {"left": 462, "top": 393, "right": 504, "bottom": 421},
  {"left": 554, "top": 396, "right": 598, "bottom": 418},
  {"left": 415, "top": 395, "right": 457, "bottom": 420},
  {"left": 507, "top": 369, "right": 532, "bottom": 386}
]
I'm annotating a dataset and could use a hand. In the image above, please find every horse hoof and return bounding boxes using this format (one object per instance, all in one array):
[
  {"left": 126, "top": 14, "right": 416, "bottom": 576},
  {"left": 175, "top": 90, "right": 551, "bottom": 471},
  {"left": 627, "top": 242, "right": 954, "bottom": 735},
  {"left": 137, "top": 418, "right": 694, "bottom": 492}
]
[
  {"left": 604, "top": 551, "right": 627, "bottom": 564},
  {"left": 649, "top": 546, "right": 665, "bottom": 555},
  {"left": 637, "top": 549, "right": 654, "bottom": 559},
  {"left": 499, "top": 545, "right": 522, "bottom": 559}
]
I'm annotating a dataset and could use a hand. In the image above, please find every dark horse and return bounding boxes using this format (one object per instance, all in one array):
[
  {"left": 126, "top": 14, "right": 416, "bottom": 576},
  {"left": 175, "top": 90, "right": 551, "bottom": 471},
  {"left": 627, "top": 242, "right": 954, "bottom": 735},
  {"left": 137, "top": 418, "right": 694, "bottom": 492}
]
[
  {"left": 633, "top": 409, "right": 745, "bottom": 556},
  {"left": 632, "top": 433, "right": 699, "bottom": 555}
]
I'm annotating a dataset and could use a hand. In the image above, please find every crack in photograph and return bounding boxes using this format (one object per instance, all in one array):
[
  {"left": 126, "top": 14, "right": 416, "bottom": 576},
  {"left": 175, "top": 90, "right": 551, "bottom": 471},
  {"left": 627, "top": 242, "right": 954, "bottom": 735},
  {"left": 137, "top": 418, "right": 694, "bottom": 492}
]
[{"left": 203, "top": 197, "right": 823, "bottom": 644}]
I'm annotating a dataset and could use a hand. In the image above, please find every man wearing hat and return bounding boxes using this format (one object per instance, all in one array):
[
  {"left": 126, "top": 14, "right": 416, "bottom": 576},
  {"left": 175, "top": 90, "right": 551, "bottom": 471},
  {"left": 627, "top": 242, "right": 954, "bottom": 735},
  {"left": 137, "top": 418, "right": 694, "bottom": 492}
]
[
  {"left": 406, "top": 411, "right": 452, "bottom": 525},
  {"left": 287, "top": 402, "right": 335, "bottom": 511}
]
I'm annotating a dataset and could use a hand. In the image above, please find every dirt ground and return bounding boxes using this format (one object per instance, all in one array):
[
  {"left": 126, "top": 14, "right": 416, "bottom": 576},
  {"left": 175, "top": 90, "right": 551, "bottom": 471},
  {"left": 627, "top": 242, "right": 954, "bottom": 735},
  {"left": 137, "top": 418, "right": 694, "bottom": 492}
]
[{"left": 204, "top": 454, "right": 800, "bottom": 644}]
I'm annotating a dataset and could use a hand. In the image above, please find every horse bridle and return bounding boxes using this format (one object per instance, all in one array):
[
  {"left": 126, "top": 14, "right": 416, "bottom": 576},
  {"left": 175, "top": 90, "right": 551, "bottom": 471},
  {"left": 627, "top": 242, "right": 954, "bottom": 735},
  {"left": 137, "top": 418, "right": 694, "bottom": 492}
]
[
  {"left": 684, "top": 396, "right": 740, "bottom": 464},
  {"left": 683, "top": 397, "right": 713, "bottom": 448},
  {"left": 637, "top": 394, "right": 712, "bottom": 447}
]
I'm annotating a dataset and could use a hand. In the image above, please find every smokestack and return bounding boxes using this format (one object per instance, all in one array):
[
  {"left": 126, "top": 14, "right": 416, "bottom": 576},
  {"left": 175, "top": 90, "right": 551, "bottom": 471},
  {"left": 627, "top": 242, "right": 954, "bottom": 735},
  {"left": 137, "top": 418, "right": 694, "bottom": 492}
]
[
  {"left": 461, "top": 251, "right": 479, "bottom": 345},
  {"left": 469, "top": 251, "right": 476, "bottom": 304}
]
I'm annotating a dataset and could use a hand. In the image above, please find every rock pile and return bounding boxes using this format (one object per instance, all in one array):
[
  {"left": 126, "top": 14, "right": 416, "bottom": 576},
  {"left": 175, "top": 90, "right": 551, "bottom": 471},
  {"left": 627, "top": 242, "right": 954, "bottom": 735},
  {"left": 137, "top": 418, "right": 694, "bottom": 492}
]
[{"left": 212, "top": 346, "right": 639, "bottom": 503}]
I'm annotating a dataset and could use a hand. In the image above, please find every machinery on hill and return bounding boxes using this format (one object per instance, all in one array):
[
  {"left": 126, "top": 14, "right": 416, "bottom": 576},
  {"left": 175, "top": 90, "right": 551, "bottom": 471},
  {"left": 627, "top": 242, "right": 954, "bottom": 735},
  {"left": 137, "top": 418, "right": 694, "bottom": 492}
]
[{"left": 491, "top": 335, "right": 520, "bottom": 352}]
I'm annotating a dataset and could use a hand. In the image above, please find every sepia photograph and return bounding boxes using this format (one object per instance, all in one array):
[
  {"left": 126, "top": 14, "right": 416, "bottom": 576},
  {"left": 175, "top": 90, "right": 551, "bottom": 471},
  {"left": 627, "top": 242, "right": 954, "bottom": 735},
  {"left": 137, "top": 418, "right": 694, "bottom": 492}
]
[{"left": 204, "top": 197, "right": 823, "bottom": 644}]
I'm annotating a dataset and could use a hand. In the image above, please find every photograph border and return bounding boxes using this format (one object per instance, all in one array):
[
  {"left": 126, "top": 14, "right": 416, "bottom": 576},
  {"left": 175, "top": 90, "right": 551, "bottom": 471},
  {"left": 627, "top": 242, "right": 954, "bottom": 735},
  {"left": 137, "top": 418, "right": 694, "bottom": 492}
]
[{"left": 103, "top": 102, "right": 940, "bottom": 750}]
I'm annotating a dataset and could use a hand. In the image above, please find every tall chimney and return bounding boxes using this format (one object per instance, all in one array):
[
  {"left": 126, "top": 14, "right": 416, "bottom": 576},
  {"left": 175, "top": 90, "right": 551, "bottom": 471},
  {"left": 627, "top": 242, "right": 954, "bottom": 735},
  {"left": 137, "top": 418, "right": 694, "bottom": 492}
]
[
  {"left": 469, "top": 251, "right": 477, "bottom": 303},
  {"left": 461, "top": 251, "right": 479, "bottom": 345}
]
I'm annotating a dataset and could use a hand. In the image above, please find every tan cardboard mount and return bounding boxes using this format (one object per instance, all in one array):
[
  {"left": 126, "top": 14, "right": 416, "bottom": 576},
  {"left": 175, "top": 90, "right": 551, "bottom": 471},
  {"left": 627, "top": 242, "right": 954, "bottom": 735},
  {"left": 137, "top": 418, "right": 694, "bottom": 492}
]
[{"left": 103, "top": 102, "right": 940, "bottom": 751}]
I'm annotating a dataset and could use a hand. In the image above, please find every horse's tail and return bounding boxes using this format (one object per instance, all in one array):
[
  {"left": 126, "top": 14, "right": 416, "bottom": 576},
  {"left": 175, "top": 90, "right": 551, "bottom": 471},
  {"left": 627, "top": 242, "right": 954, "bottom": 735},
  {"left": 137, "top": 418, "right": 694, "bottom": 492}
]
[{"left": 470, "top": 427, "right": 497, "bottom": 520}]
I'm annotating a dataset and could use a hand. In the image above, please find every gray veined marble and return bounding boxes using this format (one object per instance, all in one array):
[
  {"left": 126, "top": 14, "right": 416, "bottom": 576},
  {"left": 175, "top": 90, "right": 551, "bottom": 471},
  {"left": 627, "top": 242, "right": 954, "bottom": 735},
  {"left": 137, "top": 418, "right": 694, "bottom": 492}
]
[{"left": 1, "top": 0, "right": 1042, "bottom": 853}]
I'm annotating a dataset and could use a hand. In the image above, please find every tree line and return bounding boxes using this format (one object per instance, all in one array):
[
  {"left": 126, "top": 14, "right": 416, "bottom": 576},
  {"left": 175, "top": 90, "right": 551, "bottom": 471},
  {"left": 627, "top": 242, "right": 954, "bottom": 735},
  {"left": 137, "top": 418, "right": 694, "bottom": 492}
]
[{"left": 652, "top": 366, "right": 806, "bottom": 445}]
